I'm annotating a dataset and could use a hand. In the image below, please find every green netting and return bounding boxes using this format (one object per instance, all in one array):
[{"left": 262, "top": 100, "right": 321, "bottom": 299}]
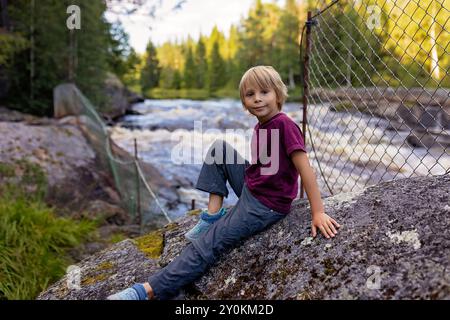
[{"left": 53, "top": 83, "right": 172, "bottom": 231}]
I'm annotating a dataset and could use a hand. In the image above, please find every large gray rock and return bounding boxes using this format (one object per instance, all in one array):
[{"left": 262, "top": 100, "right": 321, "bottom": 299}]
[
  {"left": 37, "top": 239, "right": 161, "bottom": 300},
  {"left": 37, "top": 174, "right": 450, "bottom": 300},
  {"left": 0, "top": 120, "right": 96, "bottom": 186},
  {"left": 102, "top": 73, "right": 144, "bottom": 121}
]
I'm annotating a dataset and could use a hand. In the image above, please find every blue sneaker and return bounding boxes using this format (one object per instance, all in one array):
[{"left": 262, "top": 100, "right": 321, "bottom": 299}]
[
  {"left": 106, "top": 284, "right": 148, "bottom": 300},
  {"left": 185, "top": 207, "right": 227, "bottom": 242}
]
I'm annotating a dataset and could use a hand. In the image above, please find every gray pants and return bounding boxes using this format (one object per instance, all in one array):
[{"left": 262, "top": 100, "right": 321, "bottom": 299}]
[{"left": 148, "top": 140, "right": 286, "bottom": 300}]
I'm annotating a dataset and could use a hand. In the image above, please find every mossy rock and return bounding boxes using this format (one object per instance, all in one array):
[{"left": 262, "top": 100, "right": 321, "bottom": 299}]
[
  {"left": 186, "top": 208, "right": 202, "bottom": 216},
  {"left": 81, "top": 273, "right": 109, "bottom": 286},
  {"left": 135, "top": 230, "right": 164, "bottom": 259}
]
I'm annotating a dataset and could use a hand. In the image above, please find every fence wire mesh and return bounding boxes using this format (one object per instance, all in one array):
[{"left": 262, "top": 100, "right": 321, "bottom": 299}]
[
  {"left": 300, "top": 0, "right": 449, "bottom": 196},
  {"left": 53, "top": 83, "right": 171, "bottom": 232}
]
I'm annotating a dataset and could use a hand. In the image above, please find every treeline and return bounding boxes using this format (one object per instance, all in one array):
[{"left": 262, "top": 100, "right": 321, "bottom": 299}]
[
  {"left": 139, "top": 0, "right": 304, "bottom": 98},
  {"left": 0, "top": 0, "right": 304, "bottom": 115},
  {"left": 0, "top": 0, "right": 448, "bottom": 116},
  {"left": 140, "top": 0, "right": 449, "bottom": 98}
]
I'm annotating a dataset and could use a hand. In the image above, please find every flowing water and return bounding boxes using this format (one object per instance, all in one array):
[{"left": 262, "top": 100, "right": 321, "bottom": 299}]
[{"left": 111, "top": 99, "right": 449, "bottom": 219}]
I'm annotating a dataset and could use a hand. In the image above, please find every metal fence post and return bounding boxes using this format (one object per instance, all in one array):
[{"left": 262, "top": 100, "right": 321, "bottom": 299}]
[
  {"left": 134, "top": 138, "right": 142, "bottom": 233},
  {"left": 300, "top": 11, "right": 313, "bottom": 199}
]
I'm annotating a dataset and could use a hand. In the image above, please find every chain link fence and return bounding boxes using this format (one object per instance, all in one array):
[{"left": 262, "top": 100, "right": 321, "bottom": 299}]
[
  {"left": 53, "top": 83, "right": 172, "bottom": 232},
  {"left": 300, "top": 0, "right": 449, "bottom": 196}
]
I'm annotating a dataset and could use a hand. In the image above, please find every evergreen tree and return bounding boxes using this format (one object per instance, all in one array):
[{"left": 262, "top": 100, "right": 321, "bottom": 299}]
[
  {"left": 3, "top": 0, "right": 110, "bottom": 115},
  {"left": 122, "top": 48, "right": 142, "bottom": 92},
  {"left": 207, "top": 26, "right": 227, "bottom": 59},
  {"left": 194, "top": 37, "right": 207, "bottom": 89},
  {"left": 107, "top": 20, "right": 132, "bottom": 82},
  {"left": 158, "top": 67, "right": 174, "bottom": 89},
  {"left": 274, "top": 0, "right": 300, "bottom": 88},
  {"left": 236, "top": 0, "right": 267, "bottom": 70},
  {"left": 173, "top": 69, "right": 182, "bottom": 89},
  {"left": 75, "top": 1, "right": 110, "bottom": 109},
  {"left": 208, "top": 40, "right": 226, "bottom": 93},
  {"left": 225, "top": 25, "right": 241, "bottom": 88},
  {"left": 183, "top": 46, "right": 195, "bottom": 88},
  {"left": 140, "top": 40, "right": 160, "bottom": 92}
]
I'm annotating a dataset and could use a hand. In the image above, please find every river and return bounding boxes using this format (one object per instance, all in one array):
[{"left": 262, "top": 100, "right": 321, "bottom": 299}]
[{"left": 111, "top": 98, "right": 449, "bottom": 219}]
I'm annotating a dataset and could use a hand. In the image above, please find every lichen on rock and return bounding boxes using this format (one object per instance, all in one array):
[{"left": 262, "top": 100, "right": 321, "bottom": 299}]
[
  {"left": 386, "top": 229, "right": 421, "bottom": 250},
  {"left": 135, "top": 230, "right": 164, "bottom": 259},
  {"left": 38, "top": 174, "right": 450, "bottom": 300}
]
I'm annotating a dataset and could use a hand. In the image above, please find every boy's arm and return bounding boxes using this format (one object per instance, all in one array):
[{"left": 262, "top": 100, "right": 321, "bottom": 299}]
[{"left": 291, "top": 150, "right": 340, "bottom": 239}]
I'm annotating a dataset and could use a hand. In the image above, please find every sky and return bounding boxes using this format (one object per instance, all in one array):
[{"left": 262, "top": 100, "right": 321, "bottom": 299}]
[{"left": 106, "top": 0, "right": 286, "bottom": 54}]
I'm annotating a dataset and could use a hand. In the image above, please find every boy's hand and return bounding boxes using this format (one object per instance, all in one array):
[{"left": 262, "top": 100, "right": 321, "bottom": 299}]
[{"left": 311, "top": 212, "right": 340, "bottom": 239}]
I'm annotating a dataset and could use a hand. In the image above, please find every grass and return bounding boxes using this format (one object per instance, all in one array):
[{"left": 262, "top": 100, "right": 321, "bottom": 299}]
[
  {"left": 0, "top": 161, "right": 96, "bottom": 300},
  {"left": 0, "top": 163, "right": 15, "bottom": 177},
  {"left": 109, "top": 233, "right": 127, "bottom": 244}
]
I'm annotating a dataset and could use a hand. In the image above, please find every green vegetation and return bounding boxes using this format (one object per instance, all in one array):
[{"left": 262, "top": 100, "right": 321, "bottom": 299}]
[
  {"left": 0, "top": 161, "right": 96, "bottom": 300},
  {"left": 309, "top": 0, "right": 449, "bottom": 88},
  {"left": 109, "top": 233, "right": 127, "bottom": 244},
  {"left": 0, "top": 0, "right": 137, "bottom": 116},
  {"left": 146, "top": 88, "right": 211, "bottom": 100},
  {"left": 139, "top": 0, "right": 449, "bottom": 98},
  {"left": 135, "top": 230, "right": 164, "bottom": 259},
  {"left": 1, "top": 0, "right": 448, "bottom": 114},
  {"left": 0, "top": 162, "right": 15, "bottom": 177},
  {"left": 138, "top": 0, "right": 303, "bottom": 99},
  {"left": 0, "top": 32, "right": 28, "bottom": 65}
]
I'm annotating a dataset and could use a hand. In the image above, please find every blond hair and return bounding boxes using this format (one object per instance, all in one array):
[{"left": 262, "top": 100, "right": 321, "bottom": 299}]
[{"left": 239, "top": 66, "right": 288, "bottom": 110}]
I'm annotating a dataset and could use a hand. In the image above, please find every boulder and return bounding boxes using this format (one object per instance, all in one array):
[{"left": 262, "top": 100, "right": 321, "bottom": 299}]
[
  {"left": 53, "top": 77, "right": 144, "bottom": 122},
  {"left": 102, "top": 73, "right": 129, "bottom": 120},
  {"left": 102, "top": 74, "right": 145, "bottom": 121},
  {"left": 37, "top": 174, "right": 450, "bottom": 300}
]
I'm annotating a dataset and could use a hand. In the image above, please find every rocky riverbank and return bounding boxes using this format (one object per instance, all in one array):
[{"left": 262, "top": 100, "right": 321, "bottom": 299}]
[
  {"left": 0, "top": 107, "right": 148, "bottom": 261},
  {"left": 0, "top": 103, "right": 208, "bottom": 261},
  {"left": 314, "top": 87, "right": 450, "bottom": 149},
  {"left": 38, "top": 173, "right": 450, "bottom": 300}
]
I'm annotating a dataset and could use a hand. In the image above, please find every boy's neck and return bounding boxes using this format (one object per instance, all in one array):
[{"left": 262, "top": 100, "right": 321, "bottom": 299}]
[{"left": 258, "top": 111, "right": 281, "bottom": 125}]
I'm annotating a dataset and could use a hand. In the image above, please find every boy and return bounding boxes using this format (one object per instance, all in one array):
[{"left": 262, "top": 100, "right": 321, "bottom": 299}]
[{"left": 107, "top": 66, "right": 340, "bottom": 300}]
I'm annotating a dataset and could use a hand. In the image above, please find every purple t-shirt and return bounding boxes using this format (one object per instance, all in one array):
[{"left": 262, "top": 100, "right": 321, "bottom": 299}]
[{"left": 244, "top": 112, "right": 306, "bottom": 214}]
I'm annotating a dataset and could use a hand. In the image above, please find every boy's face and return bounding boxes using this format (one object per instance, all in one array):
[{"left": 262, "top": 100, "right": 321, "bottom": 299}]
[{"left": 243, "top": 85, "right": 280, "bottom": 124}]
